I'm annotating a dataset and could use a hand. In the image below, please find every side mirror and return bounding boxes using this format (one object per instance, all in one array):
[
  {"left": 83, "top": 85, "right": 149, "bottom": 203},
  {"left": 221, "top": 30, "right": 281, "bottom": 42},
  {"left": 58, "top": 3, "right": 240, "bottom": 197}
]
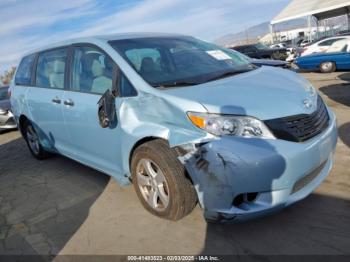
[{"left": 97, "top": 89, "right": 117, "bottom": 128}]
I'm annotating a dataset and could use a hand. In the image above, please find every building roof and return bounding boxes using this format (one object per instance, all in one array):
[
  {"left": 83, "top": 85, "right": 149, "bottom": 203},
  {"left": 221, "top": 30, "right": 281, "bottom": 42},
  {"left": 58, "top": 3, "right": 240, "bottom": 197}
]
[{"left": 271, "top": 0, "right": 350, "bottom": 24}]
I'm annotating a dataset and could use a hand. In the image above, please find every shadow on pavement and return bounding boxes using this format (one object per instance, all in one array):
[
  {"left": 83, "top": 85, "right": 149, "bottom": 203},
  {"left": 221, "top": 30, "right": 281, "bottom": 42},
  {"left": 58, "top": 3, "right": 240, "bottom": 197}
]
[
  {"left": 338, "top": 122, "right": 350, "bottom": 148},
  {"left": 319, "top": 73, "right": 350, "bottom": 107},
  {"left": 337, "top": 72, "right": 350, "bottom": 82},
  {"left": 0, "top": 137, "right": 109, "bottom": 258},
  {"left": 201, "top": 193, "right": 350, "bottom": 255}
]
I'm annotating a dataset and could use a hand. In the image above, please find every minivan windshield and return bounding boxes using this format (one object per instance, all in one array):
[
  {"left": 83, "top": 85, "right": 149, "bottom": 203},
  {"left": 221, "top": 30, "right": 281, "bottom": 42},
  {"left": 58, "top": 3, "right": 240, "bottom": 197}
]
[{"left": 109, "top": 36, "right": 254, "bottom": 88}]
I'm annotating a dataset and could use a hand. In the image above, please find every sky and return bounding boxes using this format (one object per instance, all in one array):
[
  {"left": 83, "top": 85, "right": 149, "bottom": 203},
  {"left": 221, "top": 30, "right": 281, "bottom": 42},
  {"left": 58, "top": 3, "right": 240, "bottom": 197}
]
[{"left": 0, "top": 0, "right": 290, "bottom": 75}]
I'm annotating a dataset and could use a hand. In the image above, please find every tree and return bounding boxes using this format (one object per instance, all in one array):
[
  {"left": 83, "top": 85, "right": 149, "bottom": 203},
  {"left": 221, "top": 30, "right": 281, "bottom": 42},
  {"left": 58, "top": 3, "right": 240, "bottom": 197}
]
[{"left": 0, "top": 67, "right": 16, "bottom": 85}]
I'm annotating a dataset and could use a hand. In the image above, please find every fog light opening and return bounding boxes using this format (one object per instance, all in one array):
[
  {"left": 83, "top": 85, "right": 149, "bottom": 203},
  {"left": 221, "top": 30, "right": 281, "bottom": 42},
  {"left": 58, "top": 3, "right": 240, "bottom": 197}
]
[
  {"left": 247, "top": 192, "right": 258, "bottom": 202},
  {"left": 232, "top": 192, "right": 258, "bottom": 208}
]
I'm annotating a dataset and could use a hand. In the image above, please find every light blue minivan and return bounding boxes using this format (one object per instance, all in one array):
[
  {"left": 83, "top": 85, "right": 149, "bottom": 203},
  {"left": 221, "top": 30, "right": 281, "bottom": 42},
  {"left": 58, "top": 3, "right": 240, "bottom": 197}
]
[{"left": 11, "top": 33, "right": 337, "bottom": 222}]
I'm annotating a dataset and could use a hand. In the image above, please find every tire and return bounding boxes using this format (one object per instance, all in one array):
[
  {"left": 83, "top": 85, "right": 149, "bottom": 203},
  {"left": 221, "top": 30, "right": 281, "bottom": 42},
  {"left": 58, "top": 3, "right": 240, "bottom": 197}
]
[
  {"left": 320, "top": 62, "right": 336, "bottom": 73},
  {"left": 24, "top": 121, "right": 50, "bottom": 160},
  {"left": 131, "top": 139, "right": 197, "bottom": 221}
]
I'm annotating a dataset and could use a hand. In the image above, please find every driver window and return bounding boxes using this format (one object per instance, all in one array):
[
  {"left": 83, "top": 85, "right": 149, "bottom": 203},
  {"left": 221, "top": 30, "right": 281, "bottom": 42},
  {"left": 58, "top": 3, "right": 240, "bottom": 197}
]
[{"left": 71, "top": 46, "right": 115, "bottom": 94}]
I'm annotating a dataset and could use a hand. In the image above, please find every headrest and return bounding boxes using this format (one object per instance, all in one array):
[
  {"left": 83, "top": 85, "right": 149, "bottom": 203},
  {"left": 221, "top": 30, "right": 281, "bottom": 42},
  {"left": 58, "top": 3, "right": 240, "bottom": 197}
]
[
  {"left": 92, "top": 59, "right": 104, "bottom": 77},
  {"left": 53, "top": 60, "right": 65, "bottom": 74},
  {"left": 140, "top": 57, "right": 155, "bottom": 73}
]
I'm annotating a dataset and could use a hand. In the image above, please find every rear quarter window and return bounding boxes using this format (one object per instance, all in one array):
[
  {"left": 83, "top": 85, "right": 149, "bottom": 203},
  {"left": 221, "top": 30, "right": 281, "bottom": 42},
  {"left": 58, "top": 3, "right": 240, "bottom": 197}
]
[{"left": 15, "top": 54, "right": 36, "bottom": 86}]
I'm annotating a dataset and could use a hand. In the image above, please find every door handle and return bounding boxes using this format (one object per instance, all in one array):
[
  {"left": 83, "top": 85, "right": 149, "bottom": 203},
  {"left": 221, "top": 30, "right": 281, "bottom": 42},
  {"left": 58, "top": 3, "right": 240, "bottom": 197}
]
[
  {"left": 52, "top": 97, "right": 61, "bottom": 104},
  {"left": 64, "top": 99, "right": 74, "bottom": 106}
]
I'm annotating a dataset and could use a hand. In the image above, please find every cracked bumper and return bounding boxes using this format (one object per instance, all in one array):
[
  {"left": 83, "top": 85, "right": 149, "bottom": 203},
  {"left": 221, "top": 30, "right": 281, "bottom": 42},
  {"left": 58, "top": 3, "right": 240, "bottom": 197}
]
[{"left": 181, "top": 111, "right": 338, "bottom": 223}]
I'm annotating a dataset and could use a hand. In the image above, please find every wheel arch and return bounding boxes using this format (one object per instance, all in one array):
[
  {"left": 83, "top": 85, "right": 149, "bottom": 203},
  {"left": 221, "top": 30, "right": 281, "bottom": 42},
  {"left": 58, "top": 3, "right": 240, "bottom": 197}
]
[
  {"left": 18, "top": 114, "right": 29, "bottom": 137},
  {"left": 128, "top": 136, "right": 167, "bottom": 170},
  {"left": 127, "top": 136, "right": 196, "bottom": 189}
]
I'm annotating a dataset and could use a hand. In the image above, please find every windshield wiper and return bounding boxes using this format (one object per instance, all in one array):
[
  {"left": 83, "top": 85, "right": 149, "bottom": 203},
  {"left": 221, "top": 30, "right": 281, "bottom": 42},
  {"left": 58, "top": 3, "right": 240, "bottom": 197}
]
[
  {"left": 153, "top": 68, "right": 255, "bottom": 88},
  {"left": 206, "top": 69, "right": 252, "bottom": 82},
  {"left": 154, "top": 81, "right": 200, "bottom": 88}
]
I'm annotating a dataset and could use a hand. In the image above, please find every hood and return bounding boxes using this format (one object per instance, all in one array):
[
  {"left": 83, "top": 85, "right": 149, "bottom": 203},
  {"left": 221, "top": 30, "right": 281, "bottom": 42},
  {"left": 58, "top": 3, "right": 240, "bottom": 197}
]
[
  {"left": 0, "top": 99, "right": 10, "bottom": 111},
  {"left": 162, "top": 66, "right": 317, "bottom": 120},
  {"left": 251, "top": 59, "right": 288, "bottom": 66},
  {"left": 271, "top": 47, "right": 287, "bottom": 52}
]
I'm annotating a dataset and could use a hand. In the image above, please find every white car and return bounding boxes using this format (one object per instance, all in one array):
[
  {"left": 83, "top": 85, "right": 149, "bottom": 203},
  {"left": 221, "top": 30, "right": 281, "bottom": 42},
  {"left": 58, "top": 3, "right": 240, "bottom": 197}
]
[
  {"left": 326, "top": 39, "right": 349, "bottom": 53},
  {"left": 270, "top": 43, "right": 287, "bottom": 49},
  {"left": 301, "top": 36, "right": 350, "bottom": 56}
]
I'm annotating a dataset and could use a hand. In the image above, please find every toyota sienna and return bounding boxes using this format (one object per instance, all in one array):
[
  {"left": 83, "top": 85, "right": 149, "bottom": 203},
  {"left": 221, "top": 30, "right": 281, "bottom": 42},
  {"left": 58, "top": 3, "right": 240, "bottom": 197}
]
[{"left": 10, "top": 33, "right": 337, "bottom": 222}]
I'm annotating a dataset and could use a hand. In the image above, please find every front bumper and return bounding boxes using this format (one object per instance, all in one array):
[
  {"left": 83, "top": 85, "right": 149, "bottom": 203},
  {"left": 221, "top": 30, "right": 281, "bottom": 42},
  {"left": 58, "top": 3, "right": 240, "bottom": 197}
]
[
  {"left": 0, "top": 111, "right": 17, "bottom": 130},
  {"left": 180, "top": 110, "right": 338, "bottom": 222}
]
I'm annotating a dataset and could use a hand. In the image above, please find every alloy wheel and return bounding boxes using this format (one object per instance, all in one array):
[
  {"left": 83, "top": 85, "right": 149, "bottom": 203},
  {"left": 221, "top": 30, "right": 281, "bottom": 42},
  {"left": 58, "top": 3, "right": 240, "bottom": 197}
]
[
  {"left": 136, "top": 158, "right": 170, "bottom": 211},
  {"left": 321, "top": 62, "right": 333, "bottom": 72},
  {"left": 26, "top": 125, "right": 40, "bottom": 155}
]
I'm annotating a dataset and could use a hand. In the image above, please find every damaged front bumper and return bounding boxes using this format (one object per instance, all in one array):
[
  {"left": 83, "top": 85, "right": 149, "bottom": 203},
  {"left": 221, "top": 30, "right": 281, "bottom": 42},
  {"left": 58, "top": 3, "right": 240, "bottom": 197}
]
[{"left": 178, "top": 111, "right": 338, "bottom": 223}]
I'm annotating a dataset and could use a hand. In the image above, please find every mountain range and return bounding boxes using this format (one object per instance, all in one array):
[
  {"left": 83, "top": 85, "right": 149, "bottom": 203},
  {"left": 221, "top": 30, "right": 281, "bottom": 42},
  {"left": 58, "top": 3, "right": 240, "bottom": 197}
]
[{"left": 215, "top": 18, "right": 308, "bottom": 46}]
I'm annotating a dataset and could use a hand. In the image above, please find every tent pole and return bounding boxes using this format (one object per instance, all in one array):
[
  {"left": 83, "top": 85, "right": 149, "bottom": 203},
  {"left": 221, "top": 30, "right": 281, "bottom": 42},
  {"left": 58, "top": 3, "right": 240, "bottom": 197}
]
[
  {"left": 269, "top": 23, "right": 274, "bottom": 44},
  {"left": 308, "top": 15, "right": 312, "bottom": 42}
]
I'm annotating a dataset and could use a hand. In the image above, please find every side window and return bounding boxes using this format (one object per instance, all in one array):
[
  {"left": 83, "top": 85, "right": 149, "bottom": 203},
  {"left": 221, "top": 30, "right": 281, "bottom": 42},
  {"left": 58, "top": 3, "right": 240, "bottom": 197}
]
[
  {"left": 125, "top": 48, "right": 161, "bottom": 72},
  {"left": 318, "top": 40, "right": 328, "bottom": 46},
  {"left": 15, "top": 54, "right": 35, "bottom": 86},
  {"left": 71, "top": 46, "right": 115, "bottom": 94},
  {"left": 36, "top": 48, "right": 67, "bottom": 89},
  {"left": 319, "top": 39, "right": 343, "bottom": 47}
]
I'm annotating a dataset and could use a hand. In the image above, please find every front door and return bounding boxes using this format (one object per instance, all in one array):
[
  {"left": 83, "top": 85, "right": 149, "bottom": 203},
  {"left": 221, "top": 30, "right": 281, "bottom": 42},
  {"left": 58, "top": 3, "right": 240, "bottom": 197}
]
[{"left": 62, "top": 45, "right": 124, "bottom": 177}]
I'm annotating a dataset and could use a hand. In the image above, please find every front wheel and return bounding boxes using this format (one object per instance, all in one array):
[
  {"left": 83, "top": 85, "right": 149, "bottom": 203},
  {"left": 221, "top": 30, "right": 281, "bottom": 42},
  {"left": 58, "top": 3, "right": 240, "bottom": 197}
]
[
  {"left": 24, "top": 122, "right": 50, "bottom": 160},
  {"left": 320, "top": 62, "right": 336, "bottom": 73},
  {"left": 131, "top": 139, "right": 197, "bottom": 220}
]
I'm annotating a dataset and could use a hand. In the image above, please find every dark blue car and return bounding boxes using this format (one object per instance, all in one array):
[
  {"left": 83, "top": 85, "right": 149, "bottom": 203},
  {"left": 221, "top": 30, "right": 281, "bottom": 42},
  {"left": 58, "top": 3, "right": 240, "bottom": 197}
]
[{"left": 296, "top": 43, "right": 350, "bottom": 73}]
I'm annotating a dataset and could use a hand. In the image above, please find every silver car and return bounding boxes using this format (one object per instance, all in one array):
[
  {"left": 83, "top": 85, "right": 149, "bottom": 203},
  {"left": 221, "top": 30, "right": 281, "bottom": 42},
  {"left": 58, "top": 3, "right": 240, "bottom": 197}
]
[{"left": 0, "top": 86, "right": 17, "bottom": 132}]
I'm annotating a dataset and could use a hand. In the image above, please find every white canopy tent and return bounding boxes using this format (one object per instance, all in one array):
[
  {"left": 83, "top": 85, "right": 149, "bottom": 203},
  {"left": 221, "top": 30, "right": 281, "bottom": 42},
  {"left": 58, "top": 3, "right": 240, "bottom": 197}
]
[
  {"left": 270, "top": 0, "right": 350, "bottom": 42},
  {"left": 272, "top": 0, "right": 350, "bottom": 24}
]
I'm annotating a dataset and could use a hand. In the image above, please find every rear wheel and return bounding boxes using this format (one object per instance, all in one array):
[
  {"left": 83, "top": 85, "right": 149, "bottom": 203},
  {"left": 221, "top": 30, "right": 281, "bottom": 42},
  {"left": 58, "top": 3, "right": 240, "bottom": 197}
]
[
  {"left": 131, "top": 139, "right": 197, "bottom": 220},
  {"left": 320, "top": 62, "right": 336, "bottom": 73},
  {"left": 24, "top": 122, "right": 50, "bottom": 160}
]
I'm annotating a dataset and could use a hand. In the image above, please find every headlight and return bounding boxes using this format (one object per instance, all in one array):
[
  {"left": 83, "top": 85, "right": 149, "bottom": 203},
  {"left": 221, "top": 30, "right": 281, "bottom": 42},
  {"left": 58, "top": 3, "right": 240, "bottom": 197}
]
[{"left": 187, "top": 112, "right": 275, "bottom": 139}]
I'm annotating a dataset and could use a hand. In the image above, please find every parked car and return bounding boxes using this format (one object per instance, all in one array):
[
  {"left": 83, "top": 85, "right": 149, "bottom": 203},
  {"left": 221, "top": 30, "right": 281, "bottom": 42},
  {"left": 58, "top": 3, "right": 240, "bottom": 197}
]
[
  {"left": 336, "top": 30, "right": 350, "bottom": 36},
  {"left": 300, "top": 36, "right": 350, "bottom": 56},
  {"left": 295, "top": 40, "right": 350, "bottom": 73},
  {"left": 231, "top": 43, "right": 288, "bottom": 60},
  {"left": 11, "top": 33, "right": 337, "bottom": 222},
  {"left": 0, "top": 85, "right": 17, "bottom": 132},
  {"left": 270, "top": 43, "right": 287, "bottom": 49},
  {"left": 250, "top": 58, "right": 290, "bottom": 68},
  {"left": 240, "top": 53, "right": 290, "bottom": 68},
  {"left": 298, "top": 39, "right": 311, "bottom": 47}
]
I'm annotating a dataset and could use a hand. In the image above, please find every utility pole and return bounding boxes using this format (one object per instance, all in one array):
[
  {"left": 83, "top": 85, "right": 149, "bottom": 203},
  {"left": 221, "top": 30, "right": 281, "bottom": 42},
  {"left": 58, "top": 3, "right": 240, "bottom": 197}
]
[
  {"left": 245, "top": 27, "right": 249, "bottom": 44},
  {"left": 308, "top": 15, "right": 312, "bottom": 42}
]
